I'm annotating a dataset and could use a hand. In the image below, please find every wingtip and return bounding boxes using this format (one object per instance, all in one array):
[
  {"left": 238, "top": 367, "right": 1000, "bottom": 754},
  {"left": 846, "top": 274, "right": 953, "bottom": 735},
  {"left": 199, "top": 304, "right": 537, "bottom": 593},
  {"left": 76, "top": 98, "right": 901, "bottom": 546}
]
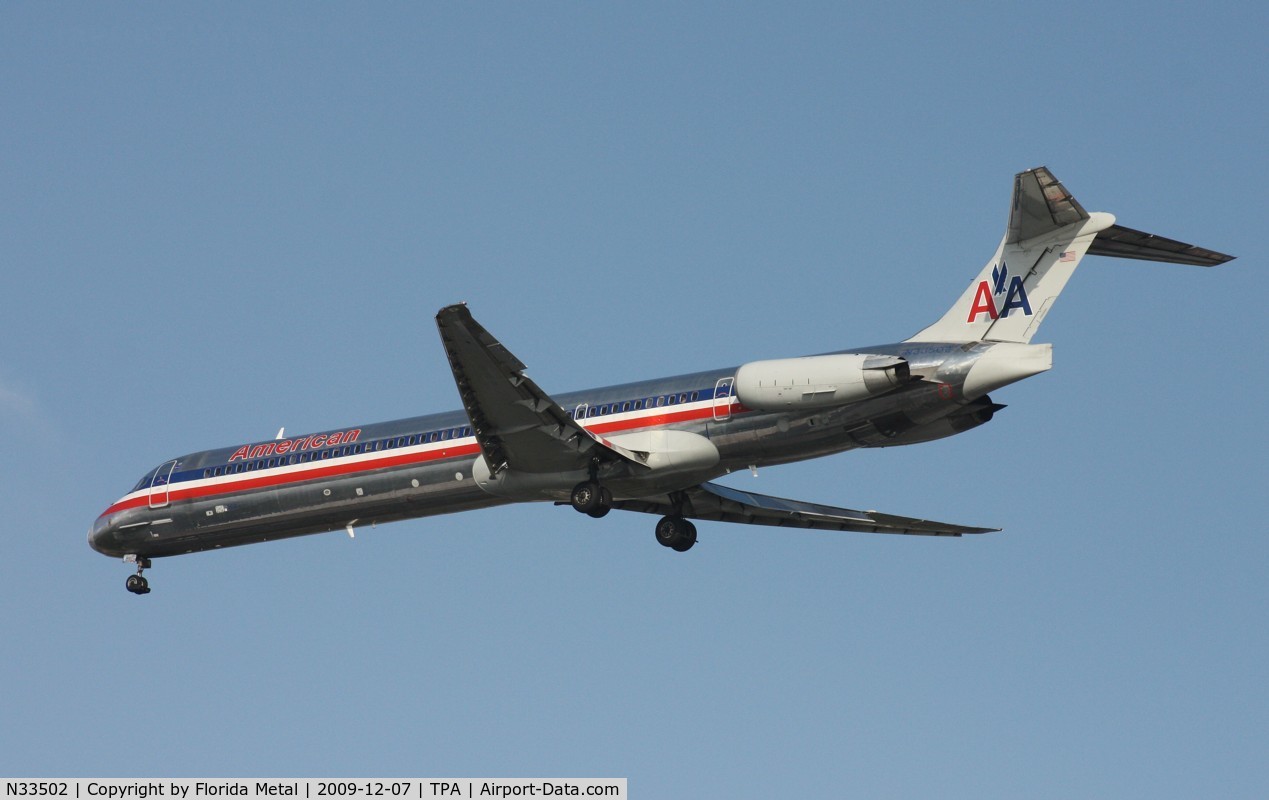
[{"left": 435, "top": 302, "right": 472, "bottom": 321}]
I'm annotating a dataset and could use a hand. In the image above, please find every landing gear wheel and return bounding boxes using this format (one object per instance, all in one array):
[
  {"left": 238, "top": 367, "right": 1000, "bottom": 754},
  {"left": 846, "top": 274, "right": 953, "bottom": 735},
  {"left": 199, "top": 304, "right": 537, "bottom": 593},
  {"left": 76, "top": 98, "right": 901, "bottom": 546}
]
[
  {"left": 124, "top": 555, "right": 153, "bottom": 595},
  {"left": 587, "top": 487, "right": 613, "bottom": 518},
  {"left": 671, "top": 519, "right": 697, "bottom": 552},
  {"left": 571, "top": 481, "right": 603, "bottom": 515},
  {"left": 655, "top": 515, "right": 696, "bottom": 551}
]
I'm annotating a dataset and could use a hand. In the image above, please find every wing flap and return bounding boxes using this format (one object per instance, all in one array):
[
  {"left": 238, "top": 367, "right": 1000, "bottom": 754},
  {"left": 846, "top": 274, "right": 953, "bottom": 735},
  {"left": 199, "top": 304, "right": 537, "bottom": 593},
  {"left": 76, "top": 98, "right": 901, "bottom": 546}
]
[{"left": 613, "top": 481, "right": 998, "bottom": 537}]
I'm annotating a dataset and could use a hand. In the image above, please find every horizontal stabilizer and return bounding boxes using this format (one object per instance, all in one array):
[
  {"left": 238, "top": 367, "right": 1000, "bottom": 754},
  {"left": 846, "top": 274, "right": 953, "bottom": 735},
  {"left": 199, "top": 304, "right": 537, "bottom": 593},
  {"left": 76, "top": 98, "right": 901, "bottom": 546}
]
[
  {"left": 1087, "top": 223, "right": 1234, "bottom": 267},
  {"left": 1007, "top": 166, "right": 1089, "bottom": 243},
  {"left": 613, "top": 481, "right": 998, "bottom": 537}
]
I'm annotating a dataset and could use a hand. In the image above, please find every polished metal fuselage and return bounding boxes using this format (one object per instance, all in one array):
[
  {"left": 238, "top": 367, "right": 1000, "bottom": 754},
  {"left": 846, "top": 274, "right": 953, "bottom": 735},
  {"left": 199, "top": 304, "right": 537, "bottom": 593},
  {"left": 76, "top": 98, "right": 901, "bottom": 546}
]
[{"left": 90, "top": 340, "right": 1015, "bottom": 560}]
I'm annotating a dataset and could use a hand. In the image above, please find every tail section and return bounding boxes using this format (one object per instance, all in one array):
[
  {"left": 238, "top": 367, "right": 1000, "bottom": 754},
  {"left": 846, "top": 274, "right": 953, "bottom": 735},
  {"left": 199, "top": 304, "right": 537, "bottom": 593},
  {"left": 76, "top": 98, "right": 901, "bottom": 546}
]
[{"left": 907, "top": 167, "right": 1234, "bottom": 344}]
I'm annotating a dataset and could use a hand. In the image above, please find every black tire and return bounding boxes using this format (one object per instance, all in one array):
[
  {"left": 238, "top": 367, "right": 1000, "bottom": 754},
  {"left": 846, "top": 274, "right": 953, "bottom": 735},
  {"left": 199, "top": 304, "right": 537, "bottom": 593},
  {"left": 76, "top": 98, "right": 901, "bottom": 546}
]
[
  {"left": 656, "top": 515, "right": 686, "bottom": 548},
  {"left": 671, "top": 520, "right": 697, "bottom": 552},
  {"left": 570, "top": 481, "right": 602, "bottom": 514},
  {"left": 126, "top": 575, "right": 144, "bottom": 594}
]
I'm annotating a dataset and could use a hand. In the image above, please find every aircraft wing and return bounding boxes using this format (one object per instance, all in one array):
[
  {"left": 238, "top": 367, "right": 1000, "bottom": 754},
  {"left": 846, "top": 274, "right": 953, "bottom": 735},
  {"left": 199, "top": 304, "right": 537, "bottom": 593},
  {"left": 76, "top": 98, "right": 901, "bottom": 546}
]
[
  {"left": 612, "top": 481, "right": 998, "bottom": 537},
  {"left": 435, "top": 304, "right": 648, "bottom": 475}
]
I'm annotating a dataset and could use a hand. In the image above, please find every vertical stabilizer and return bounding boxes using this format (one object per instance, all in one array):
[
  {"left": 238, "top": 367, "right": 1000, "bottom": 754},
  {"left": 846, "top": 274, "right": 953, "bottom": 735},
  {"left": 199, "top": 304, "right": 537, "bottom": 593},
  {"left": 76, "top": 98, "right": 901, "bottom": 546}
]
[
  {"left": 908, "top": 168, "right": 1112, "bottom": 344},
  {"left": 906, "top": 167, "right": 1233, "bottom": 344}
]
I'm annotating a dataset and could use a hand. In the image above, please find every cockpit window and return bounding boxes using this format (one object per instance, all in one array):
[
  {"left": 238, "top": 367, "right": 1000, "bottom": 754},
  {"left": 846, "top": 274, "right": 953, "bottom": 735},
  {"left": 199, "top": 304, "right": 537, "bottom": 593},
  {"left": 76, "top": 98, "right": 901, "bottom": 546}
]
[{"left": 132, "top": 468, "right": 159, "bottom": 493}]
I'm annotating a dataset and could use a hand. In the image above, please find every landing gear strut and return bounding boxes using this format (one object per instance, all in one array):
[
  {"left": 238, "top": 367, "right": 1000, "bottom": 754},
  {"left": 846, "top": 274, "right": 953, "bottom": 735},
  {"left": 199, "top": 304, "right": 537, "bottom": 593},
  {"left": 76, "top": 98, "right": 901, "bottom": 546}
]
[
  {"left": 124, "top": 556, "right": 151, "bottom": 595},
  {"left": 655, "top": 515, "right": 697, "bottom": 552}
]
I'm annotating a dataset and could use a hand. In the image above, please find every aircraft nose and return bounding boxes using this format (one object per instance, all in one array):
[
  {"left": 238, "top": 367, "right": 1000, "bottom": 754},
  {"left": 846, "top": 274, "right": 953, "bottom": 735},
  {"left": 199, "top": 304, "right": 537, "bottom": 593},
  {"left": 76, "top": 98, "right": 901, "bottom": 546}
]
[{"left": 89, "top": 514, "right": 122, "bottom": 557}]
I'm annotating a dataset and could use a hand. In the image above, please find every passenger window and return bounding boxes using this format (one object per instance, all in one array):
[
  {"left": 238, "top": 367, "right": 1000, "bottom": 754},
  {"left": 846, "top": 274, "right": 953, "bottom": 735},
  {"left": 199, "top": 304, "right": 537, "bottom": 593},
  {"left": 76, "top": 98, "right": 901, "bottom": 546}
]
[
  {"left": 691, "top": 391, "right": 699, "bottom": 402},
  {"left": 656, "top": 396, "right": 665, "bottom": 407}
]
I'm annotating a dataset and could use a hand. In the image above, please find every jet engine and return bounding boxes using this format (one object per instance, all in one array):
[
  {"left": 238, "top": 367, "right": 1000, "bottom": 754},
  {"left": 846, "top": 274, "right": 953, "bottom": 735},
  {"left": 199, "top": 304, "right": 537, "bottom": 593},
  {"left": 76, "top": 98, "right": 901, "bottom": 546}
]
[
  {"left": 734, "top": 353, "right": 911, "bottom": 411},
  {"left": 868, "top": 396, "right": 1005, "bottom": 447}
]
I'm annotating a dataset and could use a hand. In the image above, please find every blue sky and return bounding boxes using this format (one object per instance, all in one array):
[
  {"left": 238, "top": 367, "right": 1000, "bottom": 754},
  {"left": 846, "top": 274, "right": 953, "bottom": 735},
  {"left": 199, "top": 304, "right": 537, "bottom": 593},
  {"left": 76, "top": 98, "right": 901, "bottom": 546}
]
[{"left": 2, "top": 3, "right": 1266, "bottom": 796}]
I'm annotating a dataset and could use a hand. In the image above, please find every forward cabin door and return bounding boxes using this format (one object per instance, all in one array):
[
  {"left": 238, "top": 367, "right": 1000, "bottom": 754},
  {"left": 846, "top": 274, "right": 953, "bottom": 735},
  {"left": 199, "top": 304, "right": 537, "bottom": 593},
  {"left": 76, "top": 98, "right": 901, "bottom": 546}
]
[{"left": 148, "top": 460, "right": 177, "bottom": 509}]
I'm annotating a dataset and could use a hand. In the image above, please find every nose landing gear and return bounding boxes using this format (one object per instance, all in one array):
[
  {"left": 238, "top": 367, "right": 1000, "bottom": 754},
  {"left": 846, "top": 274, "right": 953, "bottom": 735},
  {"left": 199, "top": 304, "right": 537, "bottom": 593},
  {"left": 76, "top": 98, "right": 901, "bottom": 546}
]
[{"left": 124, "top": 555, "right": 152, "bottom": 595}]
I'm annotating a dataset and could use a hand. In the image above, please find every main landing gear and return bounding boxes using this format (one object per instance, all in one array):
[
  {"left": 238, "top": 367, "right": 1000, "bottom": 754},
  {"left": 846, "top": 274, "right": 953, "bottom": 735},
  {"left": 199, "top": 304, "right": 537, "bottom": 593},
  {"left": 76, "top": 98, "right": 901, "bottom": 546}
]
[
  {"left": 124, "top": 555, "right": 151, "bottom": 595},
  {"left": 655, "top": 515, "right": 697, "bottom": 552},
  {"left": 568, "top": 469, "right": 696, "bottom": 552},
  {"left": 570, "top": 480, "right": 613, "bottom": 518}
]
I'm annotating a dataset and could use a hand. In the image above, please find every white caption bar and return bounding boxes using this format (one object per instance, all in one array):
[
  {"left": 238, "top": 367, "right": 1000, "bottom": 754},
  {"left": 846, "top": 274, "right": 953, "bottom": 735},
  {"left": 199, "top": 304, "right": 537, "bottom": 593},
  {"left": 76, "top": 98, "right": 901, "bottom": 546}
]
[{"left": 0, "top": 780, "right": 626, "bottom": 800}]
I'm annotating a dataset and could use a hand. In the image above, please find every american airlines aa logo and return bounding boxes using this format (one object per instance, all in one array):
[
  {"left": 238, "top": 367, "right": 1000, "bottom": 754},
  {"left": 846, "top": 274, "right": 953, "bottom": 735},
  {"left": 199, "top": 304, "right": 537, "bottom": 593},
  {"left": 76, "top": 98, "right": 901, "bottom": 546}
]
[{"left": 967, "top": 261, "right": 1032, "bottom": 323}]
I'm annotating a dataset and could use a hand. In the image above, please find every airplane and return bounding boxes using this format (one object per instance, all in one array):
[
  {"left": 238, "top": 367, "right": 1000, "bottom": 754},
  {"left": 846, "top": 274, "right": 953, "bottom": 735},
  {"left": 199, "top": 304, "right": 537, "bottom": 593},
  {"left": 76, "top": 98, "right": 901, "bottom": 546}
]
[{"left": 90, "top": 167, "right": 1234, "bottom": 594}]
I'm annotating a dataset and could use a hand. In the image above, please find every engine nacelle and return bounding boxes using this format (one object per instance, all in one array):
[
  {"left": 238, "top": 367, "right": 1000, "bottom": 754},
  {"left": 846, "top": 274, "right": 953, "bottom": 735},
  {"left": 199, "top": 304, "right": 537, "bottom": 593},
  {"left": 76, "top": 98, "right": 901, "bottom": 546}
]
[
  {"left": 869, "top": 396, "right": 1004, "bottom": 447},
  {"left": 735, "top": 353, "right": 911, "bottom": 412}
]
